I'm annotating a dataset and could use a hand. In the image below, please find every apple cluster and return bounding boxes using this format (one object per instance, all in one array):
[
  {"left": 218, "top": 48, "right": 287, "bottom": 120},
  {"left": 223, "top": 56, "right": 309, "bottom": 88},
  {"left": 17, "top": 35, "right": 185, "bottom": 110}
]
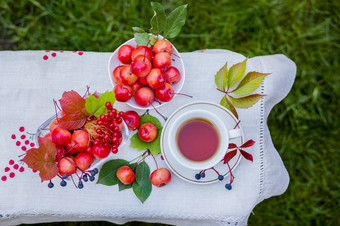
[
  {"left": 47, "top": 102, "right": 124, "bottom": 178},
  {"left": 112, "top": 39, "right": 182, "bottom": 107}
]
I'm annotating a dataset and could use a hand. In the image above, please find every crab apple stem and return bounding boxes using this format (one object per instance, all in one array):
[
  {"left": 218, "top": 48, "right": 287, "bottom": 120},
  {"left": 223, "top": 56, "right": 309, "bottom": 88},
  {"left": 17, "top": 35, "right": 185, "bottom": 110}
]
[
  {"left": 57, "top": 174, "right": 63, "bottom": 179},
  {"left": 151, "top": 151, "right": 159, "bottom": 169},
  {"left": 83, "top": 85, "right": 90, "bottom": 99},
  {"left": 132, "top": 151, "right": 150, "bottom": 171},
  {"left": 151, "top": 103, "right": 168, "bottom": 121},
  {"left": 153, "top": 98, "right": 162, "bottom": 105},
  {"left": 142, "top": 109, "right": 149, "bottom": 116},
  {"left": 174, "top": 92, "right": 193, "bottom": 98},
  {"left": 233, "top": 120, "right": 241, "bottom": 129},
  {"left": 171, "top": 52, "right": 181, "bottom": 59}
]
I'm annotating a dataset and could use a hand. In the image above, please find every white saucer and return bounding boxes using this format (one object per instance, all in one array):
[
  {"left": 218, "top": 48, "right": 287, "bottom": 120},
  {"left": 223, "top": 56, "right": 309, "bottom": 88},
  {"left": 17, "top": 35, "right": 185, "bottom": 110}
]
[{"left": 160, "top": 101, "right": 244, "bottom": 184}]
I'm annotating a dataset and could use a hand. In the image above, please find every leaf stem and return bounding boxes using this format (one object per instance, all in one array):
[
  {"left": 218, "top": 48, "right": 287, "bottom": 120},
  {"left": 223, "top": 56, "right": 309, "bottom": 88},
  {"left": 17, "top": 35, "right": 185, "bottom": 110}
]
[{"left": 216, "top": 88, "right": 229, "bottom": 95}]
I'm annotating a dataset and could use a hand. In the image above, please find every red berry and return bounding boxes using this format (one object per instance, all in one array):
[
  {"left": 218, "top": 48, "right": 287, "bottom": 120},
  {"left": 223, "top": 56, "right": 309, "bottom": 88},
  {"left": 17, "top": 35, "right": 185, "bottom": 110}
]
[
  {"left": 105, "top": 102, "right": 113, "bottom": 110},
  {"left": 13, "top": 164, "right": 19, "bottom": 170},
  {"left": 112, "top": 147, "right": 118, "bottom": 154}
]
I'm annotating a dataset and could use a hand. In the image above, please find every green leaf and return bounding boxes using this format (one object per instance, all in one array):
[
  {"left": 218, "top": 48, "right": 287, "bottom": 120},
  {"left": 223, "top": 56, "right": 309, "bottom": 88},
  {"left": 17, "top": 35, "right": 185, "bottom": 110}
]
[
  {"left": 228, "top": 58, "right": 248, "bottom": 89},
  {"left": 229, "top": 94, "right": 266, "bottom": 108},
  {"left": 150, "top": 2, "right": 166, "bottom": 35},
  {"left": 130, "top": 114, "right": 163, "bottom": 156},
  {"left": 134, "top": 32, "right": 150, "bottom": 46},
  {"left": 118, "top": 180, "right": 132, "bottom": 191},
  {"left": 232, "top": 72, "right": 270, "bottom": 96},
  {"left": 215, "top": 61, "right": 228, "bottom": 90},
  {"left": 220, "top": 95, "right": 238, "bottom": 119},
  {"left": 139, "top": 114, "right": 162, "bottom": 129},
  {"left": 85, "top": 91, "right": 116, "bottom": 118},
  {"left": 163, "top": 4, "right": 187, "bottom": 38},
  {"left": 149, "top": 35, "right": 158, "bottom": 45},
  {"left": 132, "top": 162, "right": 152, "bottom": 203},
  {"left": 132, "top": 27, "right": 145, "bottom": 33},
  {"left": 97, "top": 159, "right": 129, "bottom": 186}
]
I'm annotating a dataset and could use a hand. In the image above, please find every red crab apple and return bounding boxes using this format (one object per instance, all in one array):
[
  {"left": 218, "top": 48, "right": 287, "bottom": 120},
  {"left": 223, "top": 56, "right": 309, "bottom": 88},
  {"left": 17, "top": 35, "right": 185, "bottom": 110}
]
[
  {"left": 147, "top": 68, "right": 166, "bottom": 89},
  {"left": 131, "top": 46, "right": 153, "bottom": 62},
  {"left": 74, "top": 152, "right": 94, "bottom": 171},
  {"left": 58, "top": 156, "right": 77, "bottom": 175},
  {"left": 69, "top": 130, "right": 90, "bottom": 152},
  {"left": 131, "top": 55, "right": 152, "bottom": 77},
  {"left": 123, "top": 111, "right": 140, "bottom": 130},
  {"left": 150, "top": 168, "right": 172, "bottom": 187},
  {"left": 112, "top": 65, "right": 124, "bottom": 84},
  {"left": 120, "top": 65, "right": 138, "bottom": 85},
  {"left": 114, "top": 84, "right": 133, "bottom": 102},
  {"left": 165, "top": 66, "right": 181, "bottom": 84},
  {"left": 138, "top": 123, "right": 158, "bottom": 142},
  {"left": 153, "top": 52, "right": 171, "bottom": 70},
  {"left": 51, "top": 127, "right": 71, "bottom": 146},
  {"left": 131, "top": 81, "right": 143, "bottom": 95},
  {"left": 116, "top": 166, "right": 135, "bottom": 185},
  {"left": 91, "top": 145, "right": 110, "bottom": 159},
  {"left": 153, "top": 39, "right": 173, "bottom": 55},
  {"left": 155, "top": 83, "right": 174, "bottom": 102},
  {"left": 118, "top": 44, "right": 135, "bottom": 64},
  {"left": 135, "top": 87, "right": 154, "bottom": 107},
  {"left": 138, "top": 76, "right": 148, "bottom": 85}
]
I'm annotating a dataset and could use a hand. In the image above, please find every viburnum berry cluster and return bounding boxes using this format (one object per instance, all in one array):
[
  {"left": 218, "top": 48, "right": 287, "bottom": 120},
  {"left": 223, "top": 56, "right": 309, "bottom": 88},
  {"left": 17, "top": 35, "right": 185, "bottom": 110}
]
[{"left": 113, "top": 39, "right": 184, "bottom": 108}]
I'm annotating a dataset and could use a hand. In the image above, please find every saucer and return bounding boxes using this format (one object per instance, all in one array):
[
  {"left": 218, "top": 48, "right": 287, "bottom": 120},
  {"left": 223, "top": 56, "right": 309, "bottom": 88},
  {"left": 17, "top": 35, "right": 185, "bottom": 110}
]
[{"left": 160, "top": 101, "right": 244, "bottom": 184}]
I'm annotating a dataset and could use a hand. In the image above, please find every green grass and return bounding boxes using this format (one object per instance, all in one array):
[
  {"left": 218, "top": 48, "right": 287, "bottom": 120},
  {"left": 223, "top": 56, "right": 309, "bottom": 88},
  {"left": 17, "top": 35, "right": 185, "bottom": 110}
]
[{"left": 1, "top": 0, "right": 340, "bottom": 225}]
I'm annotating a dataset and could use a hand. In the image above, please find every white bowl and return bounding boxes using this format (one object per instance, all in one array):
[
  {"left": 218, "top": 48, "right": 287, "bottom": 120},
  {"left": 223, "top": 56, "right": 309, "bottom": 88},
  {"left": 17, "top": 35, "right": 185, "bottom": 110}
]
[{"left": 107, "top": 37, "right": 185, "bottom": 109}]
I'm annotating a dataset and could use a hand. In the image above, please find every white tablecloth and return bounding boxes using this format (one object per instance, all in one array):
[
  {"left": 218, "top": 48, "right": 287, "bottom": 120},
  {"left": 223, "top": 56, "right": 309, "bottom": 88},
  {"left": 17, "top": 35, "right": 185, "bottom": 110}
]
[{"left": 0, "top": 49, "right": 296, "bottom": 225}]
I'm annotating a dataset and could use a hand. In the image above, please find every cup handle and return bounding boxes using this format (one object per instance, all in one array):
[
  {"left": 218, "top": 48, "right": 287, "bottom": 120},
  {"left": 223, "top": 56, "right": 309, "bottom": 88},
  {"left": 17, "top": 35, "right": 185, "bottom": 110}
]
[{"left": 228, "top": 129, "right": 242, "bottom": 139}]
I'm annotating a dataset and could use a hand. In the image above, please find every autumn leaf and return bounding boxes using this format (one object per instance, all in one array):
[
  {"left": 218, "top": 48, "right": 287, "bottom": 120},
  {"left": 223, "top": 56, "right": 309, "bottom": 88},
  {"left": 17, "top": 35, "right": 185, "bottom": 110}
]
[
  {"left": 240, "top": 149, "right": 253, "bottom": 162},
  {"left": 232, "top": 72, "right": 270, "bottom": 96},
  {"left": 215, "top": 62, "right": 228, "bottom": 91},
  {"left": 220, "top": 95, "right": 238, "bottom": 119},
  {"left": 228, "top": 143, "right": 238, "bottom": 149},
  {"left": 22, "top": 137, "right": 58, "bottom": 182},
  {"left": 229, "top": 94, "right": 266, "bottom": 108},
  {"left": 223, "top": 149, "right": 237, "bottom": 164},
  {"left": 57, "top": 90, "right": 89, "bottom": 130},
  {"left": 228, "top": 58, "right": 247, "bottom": 88},
  {"left": 240, "top": 139, "right": 255, "bottom": 148}
]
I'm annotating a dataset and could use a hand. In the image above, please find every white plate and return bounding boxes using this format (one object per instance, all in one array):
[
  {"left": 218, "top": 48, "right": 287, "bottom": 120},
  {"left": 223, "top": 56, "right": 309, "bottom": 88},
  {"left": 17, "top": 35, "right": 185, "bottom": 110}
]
[
  {"left": 160, "top": 101, "right": 244, "bottom": 184},
  {"left": 35, "top": 112, "right": 130, "bottom": 171},
  {"left": 107, "top": 36, "right": 185, "bottom": 110}
]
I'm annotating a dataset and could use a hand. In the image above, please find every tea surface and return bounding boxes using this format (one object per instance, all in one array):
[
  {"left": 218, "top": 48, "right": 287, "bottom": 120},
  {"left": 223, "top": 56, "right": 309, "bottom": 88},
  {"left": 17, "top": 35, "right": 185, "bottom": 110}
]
[{"left": 176, "top": 118, "right": 219, "bottom": 162}]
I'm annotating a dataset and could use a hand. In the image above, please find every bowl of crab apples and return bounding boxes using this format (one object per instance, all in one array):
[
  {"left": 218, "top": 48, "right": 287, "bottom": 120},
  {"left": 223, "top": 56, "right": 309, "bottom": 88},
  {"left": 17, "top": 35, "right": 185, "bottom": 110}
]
[{"left": 108, "top": 37, "right": 185, "bottom": 109}]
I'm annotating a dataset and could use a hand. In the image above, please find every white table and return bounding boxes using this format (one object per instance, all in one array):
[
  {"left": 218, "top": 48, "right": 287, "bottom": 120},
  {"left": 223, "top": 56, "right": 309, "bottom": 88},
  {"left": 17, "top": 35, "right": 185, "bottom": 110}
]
[{"left": 0, "top": 49, "right": 295, "bottom": 225}]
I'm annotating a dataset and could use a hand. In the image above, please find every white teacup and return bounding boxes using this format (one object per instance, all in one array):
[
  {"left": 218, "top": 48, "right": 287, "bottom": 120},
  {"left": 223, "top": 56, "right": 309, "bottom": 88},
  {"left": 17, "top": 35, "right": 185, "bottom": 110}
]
[{"left": 167, "top": 109, "right": 241, "bottom": 170}]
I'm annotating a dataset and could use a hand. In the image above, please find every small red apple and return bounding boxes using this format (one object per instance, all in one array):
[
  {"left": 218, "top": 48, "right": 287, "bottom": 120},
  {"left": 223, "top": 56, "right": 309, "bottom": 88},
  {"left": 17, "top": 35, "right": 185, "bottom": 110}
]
[
  {"left": 131, "top": 55, "right": 152, "bottom": 77},
  {"left": 123, "top": 111, "right": 140, "bottom": 130},
  {"left": 118, "top": 44, "right": 135, "bottom": 64},
  {"left": 58, "top": 156, "right": 77, "bottom": 175},
  {"left": 112, "top": 65, "right": 124, "bottom": 84},
  {"left": 51, "top": 127, "right": 71, "bottom": 146},
  {"left": 120, "top": 65, "right": 138, "bottom": 86},
  {"left": 74, "top": 152, "right": 94, "bottom": 171},
  {"left": 114, "top": 84, "right": 133, "bottom": 102},
  {"left": 135, "top": 87, "right": 154, "bottom": 107},
  {"left": 131, "top": 46, "right": 153, "bottom": 62},
  {"left": 155, "top": 83, "right": 174, "bottom": 102},
  {"left": 146, "top": 68, "right": 166, "bottom": 89},
  {"left": 116, "top": 166, "right": 135, "bottom": 185},
  {"left": 150, "top": 168, "right": 172, "bottom": 187},
  {"left": 91, "top": 145, "right": 110, "bottom": 159},
  {"left": 138, "top": 123, "right": 158, "bottom": 142},
  {"left": 153, "top": 52, "right": 171, "bottom": 71},
  {"left": 153, "top": 39, "right": 173, "bottom": 55},
  {"left": 165, "top": 66, "right": 181, "bottom": 84}
]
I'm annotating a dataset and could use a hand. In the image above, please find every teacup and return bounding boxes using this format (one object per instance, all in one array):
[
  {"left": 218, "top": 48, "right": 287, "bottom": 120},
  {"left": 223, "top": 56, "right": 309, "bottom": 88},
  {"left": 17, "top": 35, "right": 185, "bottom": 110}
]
[{"left": 167, "top": 109, "right": 241, "bottom": 170}]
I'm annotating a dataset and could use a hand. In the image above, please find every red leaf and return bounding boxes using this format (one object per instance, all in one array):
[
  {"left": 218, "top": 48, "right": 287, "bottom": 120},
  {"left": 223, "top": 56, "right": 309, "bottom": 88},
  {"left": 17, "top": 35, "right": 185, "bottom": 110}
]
[
  {"left": 223, "top": 149, "right": 237, "bottom": 164},
  {"left": 57, "top": 90, "right": 89, "bottom": 130},
  {"left": 240, "top": 149, "right": 253, "bottom": 162},
  {"left": 240, "top": 139, "right": 255, "bottom": 148},
  {"left": 228, "top": 143, "right": 237, "bottom": 149},
  {"left": 22, "top": 137, "right": 59, "bottom": 182}
]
